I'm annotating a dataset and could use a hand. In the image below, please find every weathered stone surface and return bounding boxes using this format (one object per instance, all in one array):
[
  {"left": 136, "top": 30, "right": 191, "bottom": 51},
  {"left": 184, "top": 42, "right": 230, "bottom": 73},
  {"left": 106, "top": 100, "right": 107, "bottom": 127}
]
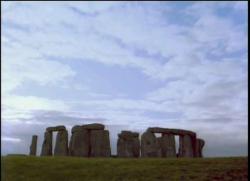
[
  {"left": 147, "top": 127, "right": 196, "bottom": 137},
  {"left": 179, "top": 134, "right": 194, "bottom": 157},
  {"left": 54, "top": 130, "right": 68, "bottom": 156},
  {"left": 29, "top": 135, "right": 38, "bottom": 156},
  {"left": 69, "top": 126, "right": 89, "bottom": 157},
  {"left": 195, "top": 138, "right": 205, "bottom": 157},
  {"left": 156, "top": 137, "right": 162, "bottom": 157},
  {"left": 161, "top": 134, "right": 176, "bottom": 157},
  {"left": 46, "top": 125, "right": 66, "bottom": 132},
  {"left": 141, "top": 131, "right": 161, "bottom": 157},
  {"left": 117, "top": 131, "right": 140, "bottom": 157},
  {"left": 82, "top": 123, "right": 104, "bottom": 130},
  {"left": 71, "top": 125, "right": 83, "bottom": 133},
  {"left": 41, "top": 131, "right": 52, "bottom": 156},
  {"left": 90, "top": 130, "right": 111, "bottom": 157},
  {"left": 132, "top": 137, "right": 140, "bottom": 157}
]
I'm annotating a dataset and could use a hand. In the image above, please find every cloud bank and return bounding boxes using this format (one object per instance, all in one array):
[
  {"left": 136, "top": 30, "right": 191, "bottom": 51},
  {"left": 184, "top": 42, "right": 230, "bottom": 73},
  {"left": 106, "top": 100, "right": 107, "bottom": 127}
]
[{"left": 2, "top": 2, "right": 248, "bottom": 157}]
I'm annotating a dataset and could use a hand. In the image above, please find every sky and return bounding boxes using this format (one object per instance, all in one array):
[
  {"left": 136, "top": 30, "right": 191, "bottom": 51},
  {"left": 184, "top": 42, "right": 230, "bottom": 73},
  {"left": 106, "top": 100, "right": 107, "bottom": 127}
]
[{"left": 1, "top": 1, "right": 248, "bottom": 157}]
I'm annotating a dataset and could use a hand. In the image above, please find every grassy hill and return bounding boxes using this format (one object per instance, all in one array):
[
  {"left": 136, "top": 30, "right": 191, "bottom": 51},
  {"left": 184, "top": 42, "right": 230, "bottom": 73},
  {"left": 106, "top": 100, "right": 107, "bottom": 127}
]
[{"left": 1, "top": 156, "right": 248, "bottom": 181}]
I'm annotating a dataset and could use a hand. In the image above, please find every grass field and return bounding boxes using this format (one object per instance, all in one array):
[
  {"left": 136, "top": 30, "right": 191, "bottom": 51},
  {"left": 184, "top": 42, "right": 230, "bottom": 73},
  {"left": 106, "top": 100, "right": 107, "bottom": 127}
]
[{"left": 1, "top": 156, "right": 248, "bottom": 181}]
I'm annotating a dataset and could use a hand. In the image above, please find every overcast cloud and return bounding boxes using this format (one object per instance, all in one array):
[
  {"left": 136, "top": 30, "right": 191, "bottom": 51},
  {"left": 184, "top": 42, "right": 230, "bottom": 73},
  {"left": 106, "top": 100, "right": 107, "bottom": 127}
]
[{"left": 2, "top": 1, "right": 248, "bottom": 157}]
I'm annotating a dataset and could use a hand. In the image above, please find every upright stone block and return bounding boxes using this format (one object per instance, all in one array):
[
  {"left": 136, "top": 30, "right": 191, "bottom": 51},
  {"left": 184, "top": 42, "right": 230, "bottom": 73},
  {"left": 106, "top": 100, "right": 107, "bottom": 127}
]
[
  {"left": 179, "top": 134, "right": 194, "bottom": 157},
  {"left": 195, "top": 138, "right": 205, "bottom": 157},
  {"left": 29, "top": 135, "right": 38, "bottom": 156},
  {"left": 90, "top": 130, "right": 111, "bottom": 157},
  {"left": 117, "top": 131, "right": 140, "bottom": 157},
  {"left": 54, "top": 130, "right": 68, "bottom": 156},
  {"left": 69, "top": 126, "right": 89, "bottom": 157},
  {"left": 141, "top": 131, "right": 161, "bottom": 157},
  {"left": 161, "top": 134, "right": 176, "bottom": 157},
  {"left": 132, "top": 136, "right": 140, "bottom": 157},
  {"left": 41, "top": 131, "right": 52, "bottom": 156}
]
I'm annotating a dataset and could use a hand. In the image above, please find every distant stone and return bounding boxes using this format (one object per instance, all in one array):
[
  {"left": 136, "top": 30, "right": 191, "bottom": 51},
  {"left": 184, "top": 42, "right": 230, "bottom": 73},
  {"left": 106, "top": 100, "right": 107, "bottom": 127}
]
[
  {"left": 90, "top": 130, "right": 111, "bottom": 157},
  {"left": 82, "top": 123, "right": 105, "bottom": 130},
  {"left": 29, "top": 135, "right": 38, "bottom": 156},
  {"left": 147, "top": 127, "right": 196, "bottom": 137},
  {"left": 195, "top": 138, "right": 205, "bottom": 157},
  {"left": 179, "top": 134, "right": 194, "bottom": 157},
  {"left": 117, "top": 131, "right": 140, "bottom": 157},
  {"left": 141, "top": 131, "right": 161, "bottom": 157},
  {"left": 161, "top": 134, "right": 176, "bottom": 157},
  {"left": 46, "top": 125, "right": 66, "bottom": 132},
  {"left": 71, "top": 125, "right": 83, "bottom": 133},
  {"left": 69, "top": 126, "right": 89, "bottom": 157},
  {"left": 54, "top": 130, "right": 68, "bottom": 156},
  {"left": 41, "top": 131, "right": 52, "bottom": 156}
]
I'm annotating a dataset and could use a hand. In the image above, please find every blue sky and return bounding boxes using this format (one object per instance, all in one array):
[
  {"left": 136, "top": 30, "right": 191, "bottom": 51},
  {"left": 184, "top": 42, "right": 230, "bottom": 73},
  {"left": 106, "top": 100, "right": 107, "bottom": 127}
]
[{"left": 2, "top": 1, "right": 248, "bottom": 157}]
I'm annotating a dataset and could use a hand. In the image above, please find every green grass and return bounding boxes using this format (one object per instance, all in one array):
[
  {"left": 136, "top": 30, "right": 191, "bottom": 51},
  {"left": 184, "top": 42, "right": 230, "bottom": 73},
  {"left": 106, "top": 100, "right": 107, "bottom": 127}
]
[{"left": 1, "top": 156, "right": 248, "bottom": 181}]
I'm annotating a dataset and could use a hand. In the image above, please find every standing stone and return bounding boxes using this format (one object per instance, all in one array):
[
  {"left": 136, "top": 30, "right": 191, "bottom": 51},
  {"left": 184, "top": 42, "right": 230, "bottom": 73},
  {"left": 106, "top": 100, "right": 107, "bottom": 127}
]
[
  {"left": 41, "top": 131, "right": 52, "bottom": 156},
  {"left": 156, "top": 137, "right": 162, "bottom": 157},
  {"left": 69, "top": 126, "right": 89, "bottom": 157},
  {"left": 141, "top": 131, "right": 161, "bottom": 157},
  {"left": 161, "top": 134, "right": 176, "bottom": 157},
  {"left": 132, "top": 136, "right": 140, "bottom": 157},
  {"left": 29, "top": 135, "right": 38, "bottom": 156},
  {"left": 117, "top": 131, "right": 140, "bottom": 157},
  {"left": 90, "top": 130, "right": 111, "bottom": 157},
  {"left": 179, "top": 134, "right": 194, "bottom": 157},
  {"left": 54, "top": 130, "right": 68, "bottom": 156},
  {"left": 82, "top": 123, "right": 105, "bottom": 130},
  {"left": 195, "top": 138, "right": 205, "bottom": 157}
]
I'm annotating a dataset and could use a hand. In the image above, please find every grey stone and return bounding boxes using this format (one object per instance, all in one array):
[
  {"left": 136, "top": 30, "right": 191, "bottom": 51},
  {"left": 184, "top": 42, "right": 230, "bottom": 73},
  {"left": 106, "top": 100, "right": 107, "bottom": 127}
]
[
  {"left": 90, "top": 130, "right": 111, "bottom": 157},
  {"left": 71, "top": 125, "right": 83, "bottom": 133},
  {"left": 46, "top": 125, "right": 66, "bottom": 132},
  {"left": 132, "top": 137, "right": 140, "bottom": 157},
  {"left": 41, "top": 131, "right": 52, "bottom": 156},
  {"left": 195, "top": 138, "right": 205, "bottom": 157},
  {"left": 69, "top": 127, "right": 89, "bottom": 157},
  {"left": 54, "top": 130, "right": 68, "bottom": 156},
  {"left": 161, "top": 134, "right": 176, "bottom": 157},
  {"left": 82, "top": 123, "right": 104, "bottom": 130},
  {"left": 29, "top": 135, "right": 38, "bottom": 156},
  {"left": 141, "top": 131, "right": 161, "bottom": 157},
  {"left": 147, "top": 127, "right": 196, "bottom": 137},
  {"left": 117, "top": 131, "right": 140, "bottom": 157},
  {"left": 179, "top": 134, "right": 194, "bottom": 157}
]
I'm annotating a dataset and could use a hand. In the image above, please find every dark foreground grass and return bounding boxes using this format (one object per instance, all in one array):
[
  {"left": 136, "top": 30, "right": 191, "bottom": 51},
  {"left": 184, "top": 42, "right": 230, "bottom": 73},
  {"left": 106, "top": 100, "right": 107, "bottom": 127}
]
[{"left": 1, "top": 156, "right": 248, "bottom": 181}]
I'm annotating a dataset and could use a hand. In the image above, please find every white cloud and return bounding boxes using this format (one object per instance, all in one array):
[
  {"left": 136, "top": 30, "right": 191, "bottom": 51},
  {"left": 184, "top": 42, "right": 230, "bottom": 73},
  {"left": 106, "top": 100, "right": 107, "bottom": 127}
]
[
  {"left": 2, "top": 137, "right": 22, "bottom": 143},
  {"left": 1, "top": 2, "right": 247, "bottom": 156}
]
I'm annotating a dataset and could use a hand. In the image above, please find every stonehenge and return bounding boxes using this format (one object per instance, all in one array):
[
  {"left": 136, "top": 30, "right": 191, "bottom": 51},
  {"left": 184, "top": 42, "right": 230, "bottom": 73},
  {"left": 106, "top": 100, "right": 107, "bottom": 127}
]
[
  {"left": 34, "top": 124, "right": 205, "bottom": 158},
  {"left": 141, "top": 127, "right": 203, "bottom": 158},
  {"left": 41, "top": 125, "right": 68, "bottom": 156},
  {"left": 41, "top": 123, "right": 111, "bottom": 157},
  {"left": 29, "top": 135, "right": 38, "bottom": 156},
  {"left": 117, "top": 131, "right": 140, "bottom": 157}
]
